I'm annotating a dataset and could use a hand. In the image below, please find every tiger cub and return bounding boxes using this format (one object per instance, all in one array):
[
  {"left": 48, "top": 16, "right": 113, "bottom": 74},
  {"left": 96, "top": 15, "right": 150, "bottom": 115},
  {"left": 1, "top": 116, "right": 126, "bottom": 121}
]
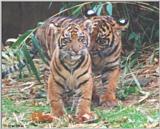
[
  {"left": 47, "top": 22, "right": 95, "bottom": 121},
  {"left": 86, "top": 15, "right": 129, "bottom": 108}
]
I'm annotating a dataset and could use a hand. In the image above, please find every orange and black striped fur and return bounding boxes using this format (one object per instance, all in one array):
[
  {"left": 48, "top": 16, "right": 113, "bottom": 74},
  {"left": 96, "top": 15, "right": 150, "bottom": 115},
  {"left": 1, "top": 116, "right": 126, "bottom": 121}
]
[
  {"left": 40, "top": 22, "right": 95, "bottom": 120},
  {"left": 87, "top": 16, "right": 129, "bottom": 107},
  {"left": 36, "top": 15, "right": 128, "bottom": 108}
]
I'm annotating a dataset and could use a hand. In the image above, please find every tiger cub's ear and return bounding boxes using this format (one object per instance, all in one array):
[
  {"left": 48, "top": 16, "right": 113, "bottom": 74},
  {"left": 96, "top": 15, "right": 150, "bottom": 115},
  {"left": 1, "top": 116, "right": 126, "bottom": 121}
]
[
  {"left": 114, "top": 19, "right": 129, "bottom": 31},
  {"left": 47, "top": 23, "right": 61, "bottom": 36},
  {"left": 83, "top": 20, "right": 94, "bottom": 34}
]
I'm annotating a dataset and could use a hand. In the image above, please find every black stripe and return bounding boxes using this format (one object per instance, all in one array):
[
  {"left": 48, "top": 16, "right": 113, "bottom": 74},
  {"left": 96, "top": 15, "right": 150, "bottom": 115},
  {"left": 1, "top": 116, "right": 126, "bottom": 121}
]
[
  {"left": 2, "top": 71, "right": 9, "bottom": 78},
  {"left": 99, "top": 42, "right": 118, "bottom": 58},
  {"left": 2, "top": 60, "right": 26, "bottom": 79},
  {"left": 58, "top": 37, "right": 61, "bottom": 48},
  {"left": 2, "top": 72, "right": 6, "bottom": 79},
  {"left": 6, "top": 70, "right": 10, "bottom": 75},
  {"left": 54, "top": 79, "right": 65, "bottom": 90},
  {"left": 101, "top": 66, "right": 118, "bottom": 75},
  {"left": 104, "top": 56, "right": 120, "bottom": 66},
  {"left": 53, "top": 64, "right": 66, "bottom": 81},
  {"left": 59, "top": 59, "right": 71, "bottom": 73},
  {"left": 77, "top": 79, "right": 89, "bottom": 89},
  {"left": 106, "top": 24, "right": 109, "bottom": 30},
  {"left": 9, "top": 67, "right": 13, "bottom": 73},
  {"left": 55, "top": 57, "right": 61, "bottom": 71},
  {"left": 15, "top": 64, "right": 19, "bottom": 70},
  {"left": 81, "top": 97, "right": 91, "bottom": 101},
  {"left": 77, "top": 70, "right": 88, "bottom": 79},
  {"left": 106, "top": 32, "right": 110, "bottom": 37},
  {"left": 109, "top": 34, "right": 115, "bottom": 47},
  {"left": 72, "top": 56, "right": 85, "bottom": 72},
  {"left": 13, "top": 65, "right": 18, "bottom": 71}
]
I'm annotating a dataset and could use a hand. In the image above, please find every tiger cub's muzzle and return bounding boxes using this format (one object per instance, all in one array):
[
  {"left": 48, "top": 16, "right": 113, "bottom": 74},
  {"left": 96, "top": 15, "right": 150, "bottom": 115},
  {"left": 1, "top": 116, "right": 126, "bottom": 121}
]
[{"left": 60, "top": 47, "right": 88, "bottom": 61}]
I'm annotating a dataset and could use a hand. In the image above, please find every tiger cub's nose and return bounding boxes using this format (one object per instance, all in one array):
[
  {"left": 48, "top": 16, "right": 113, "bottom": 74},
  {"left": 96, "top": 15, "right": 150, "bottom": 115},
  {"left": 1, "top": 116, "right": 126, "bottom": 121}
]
[{"left": 72, "top": 44, "right": 83, "bottom": 54}]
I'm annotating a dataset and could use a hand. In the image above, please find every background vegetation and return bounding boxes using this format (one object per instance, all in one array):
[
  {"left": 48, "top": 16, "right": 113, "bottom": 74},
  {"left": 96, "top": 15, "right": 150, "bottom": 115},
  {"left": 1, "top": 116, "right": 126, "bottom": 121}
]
[{"left": 2, "top": 1, "right": 159, "bottom": 128}]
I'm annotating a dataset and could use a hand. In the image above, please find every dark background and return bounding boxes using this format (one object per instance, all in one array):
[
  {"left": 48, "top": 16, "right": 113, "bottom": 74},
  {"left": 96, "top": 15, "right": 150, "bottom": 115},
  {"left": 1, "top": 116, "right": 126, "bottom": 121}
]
[{"left": 2, "top": 2, "right": 61, "bottom": 43}]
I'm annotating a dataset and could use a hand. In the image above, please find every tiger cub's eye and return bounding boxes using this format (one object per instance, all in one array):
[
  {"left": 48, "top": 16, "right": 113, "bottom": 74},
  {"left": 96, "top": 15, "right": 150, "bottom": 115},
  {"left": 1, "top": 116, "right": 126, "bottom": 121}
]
[
  {"left": 79, "top": 36, "right": 85, "bottom": 42},
  {"left": 63, "top": 38, "right": 70, "bottom": 44}
]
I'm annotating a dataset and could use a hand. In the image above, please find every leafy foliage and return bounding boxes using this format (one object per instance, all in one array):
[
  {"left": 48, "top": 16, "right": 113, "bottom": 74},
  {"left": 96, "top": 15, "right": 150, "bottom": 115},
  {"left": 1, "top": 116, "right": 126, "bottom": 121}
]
[
  {"left": 106, "top": 2, "right": 112, "bottom": 16},
  {"left": 31, "top": 34, "right": 48, "bottom": 65},
  {"left": 95, "top": 106, "right": 148, "bottom": 128}
]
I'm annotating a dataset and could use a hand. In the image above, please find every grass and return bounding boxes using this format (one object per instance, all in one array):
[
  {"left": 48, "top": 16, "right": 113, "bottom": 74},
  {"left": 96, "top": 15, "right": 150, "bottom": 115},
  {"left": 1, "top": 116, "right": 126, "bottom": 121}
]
[
  {"left": 2, "top": 98, "right": 50, "bottom": 128},
  {"left": 2, "top": 96, "right": 159, "bottom": 128},
  {"left": 95, "top": 106, "right": 148, "bottom": 128}
]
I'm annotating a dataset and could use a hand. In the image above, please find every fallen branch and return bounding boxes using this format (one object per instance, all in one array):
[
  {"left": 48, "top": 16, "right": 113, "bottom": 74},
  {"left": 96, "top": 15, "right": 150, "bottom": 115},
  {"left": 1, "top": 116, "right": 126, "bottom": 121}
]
[{"left": 20, "top": 82, "right": 37, "bottom": 92}]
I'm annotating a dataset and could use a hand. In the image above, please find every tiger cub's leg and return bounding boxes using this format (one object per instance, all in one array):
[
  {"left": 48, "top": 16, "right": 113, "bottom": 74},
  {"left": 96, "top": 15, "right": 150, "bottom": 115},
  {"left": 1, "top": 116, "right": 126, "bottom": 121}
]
[
  {"left": 92, "top": 83, "right": 100, "bottom": 106},
  {"left": 100, "top": 67, "right": 120, "bottom": 108},
  {"left": 48, "top": 74, "right": 65, "bottom": 117},
  {"left": 75, "top": 76, "right": 94, "bottom": 122}
]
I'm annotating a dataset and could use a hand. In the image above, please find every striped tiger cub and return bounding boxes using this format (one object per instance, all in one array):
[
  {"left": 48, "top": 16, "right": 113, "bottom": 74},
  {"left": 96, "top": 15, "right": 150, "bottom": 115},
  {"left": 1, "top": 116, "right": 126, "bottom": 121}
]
[
  {"left": 86, "top": 14, "right": 129, "bottom": 108},
  {"left": 46, "top": 21, "right": 95, "bottom": 121}
]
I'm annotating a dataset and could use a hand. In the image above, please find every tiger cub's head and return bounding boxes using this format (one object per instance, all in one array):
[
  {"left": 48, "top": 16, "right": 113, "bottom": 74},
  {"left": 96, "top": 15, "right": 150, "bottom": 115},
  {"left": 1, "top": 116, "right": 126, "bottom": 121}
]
[
  {"left": 92, "top": 16, "right": 129, "bottom": 49},
  {"left": 85, "top": 10, "right": 129, "bottom": 50},
  {"left": 49, "top": 21, "right": 93, "bottom": 61}
]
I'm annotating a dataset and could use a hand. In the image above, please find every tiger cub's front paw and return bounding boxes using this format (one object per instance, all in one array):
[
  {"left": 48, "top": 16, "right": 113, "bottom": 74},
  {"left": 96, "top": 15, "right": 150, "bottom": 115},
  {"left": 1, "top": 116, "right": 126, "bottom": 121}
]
[
  {"left": 100, "top": 92, "right": 118, "bottom": 108},
  {"left": 100, "top": 99, "right": 118, "bottom": 108},
  {"left": 74, "top": 112, "right": 98, "bottom": 123}
]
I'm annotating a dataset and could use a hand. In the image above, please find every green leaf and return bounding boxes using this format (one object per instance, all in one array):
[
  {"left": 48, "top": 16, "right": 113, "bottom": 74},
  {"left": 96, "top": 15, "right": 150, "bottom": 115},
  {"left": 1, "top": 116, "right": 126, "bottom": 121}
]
[
  {"left": 21, "top": 44, "right": 41, "bottom": 82},
  {"left": 106, "top": 2, "right": 112, "bottom": 16},
  {"left": 128, "top": 32, "right": 137, "bottom": 40},
  {"left": 93, "top": 5, "right": 98, "bottom": 13},
  {"left": 72, "top": 5, "right": 82, "bottom": 16},
  {"left": 31, "top": 34, "right": 48, "bottom": 64},
  {"left": 48, "top": 1, "right": 53, "bottom": 9},
  {"left": 97, "top": 2, "right": 103, "bottom": 16},
  {"left": 11, "top": 29, "right": 34, "bottom": 49},
  {"left": 135, "top": 34, "right": 140, "bottom": 41}
]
